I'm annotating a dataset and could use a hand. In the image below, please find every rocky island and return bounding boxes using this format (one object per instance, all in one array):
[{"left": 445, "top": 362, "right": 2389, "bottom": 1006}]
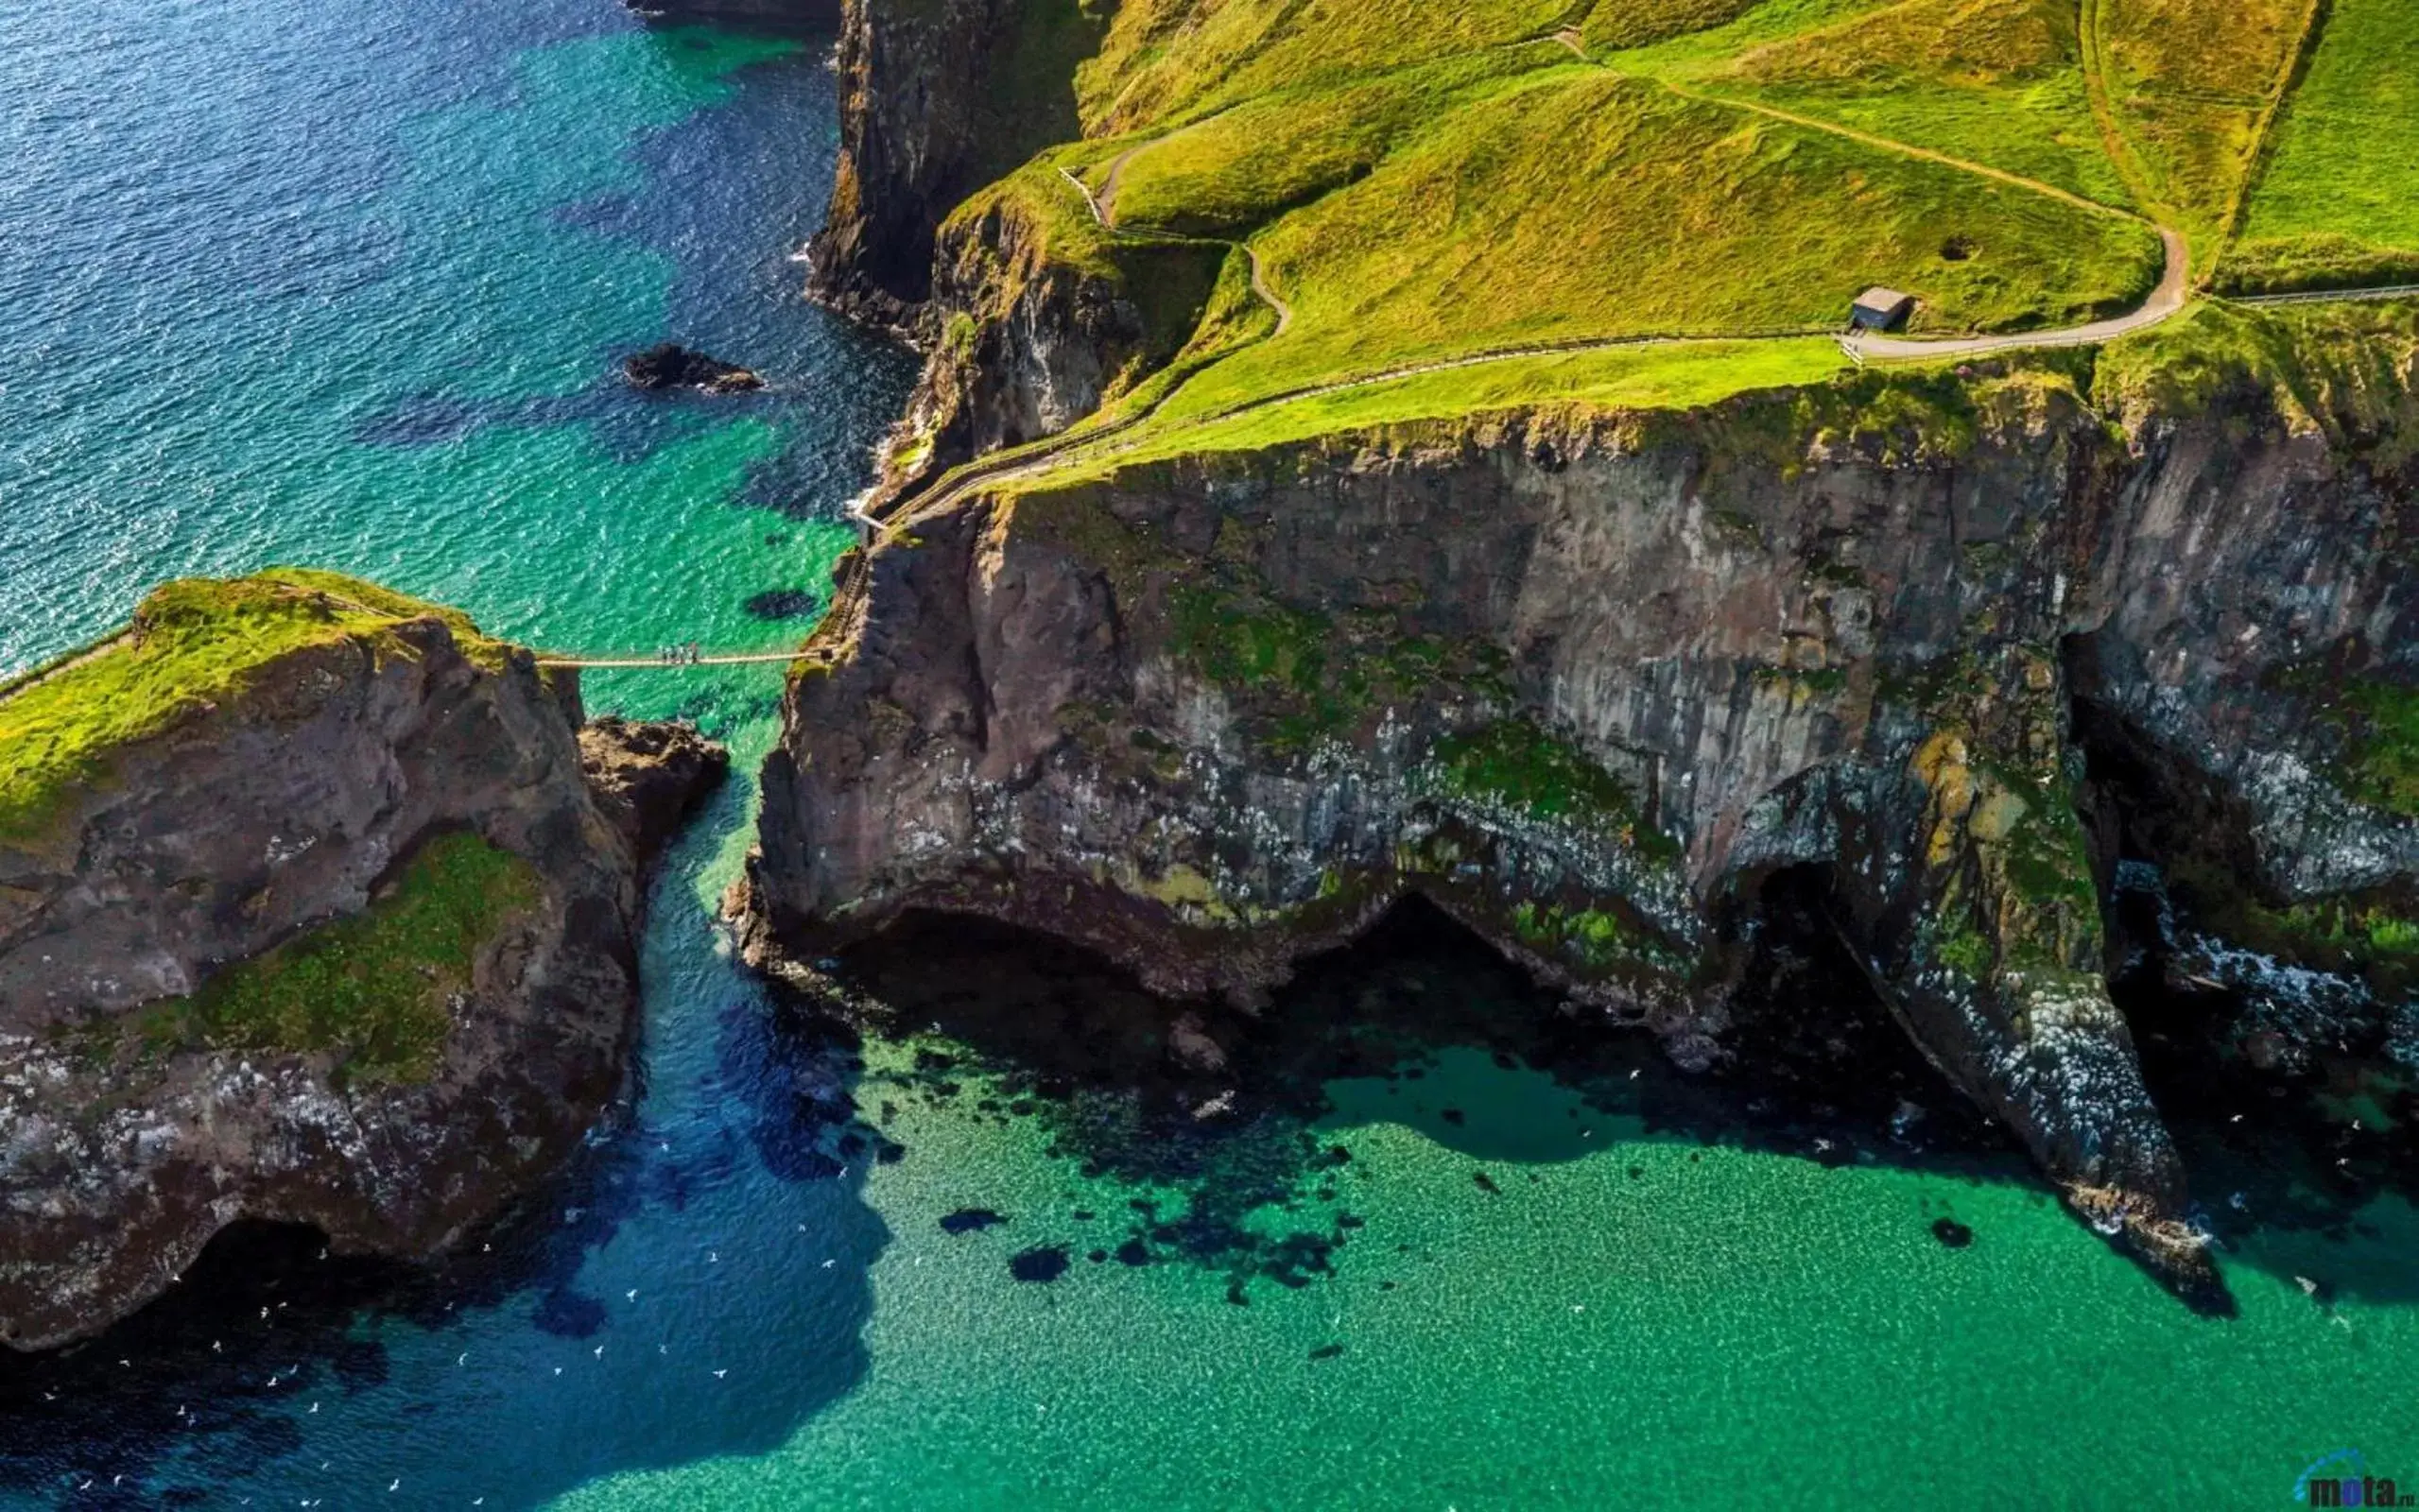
[
  {"left": 734, "top": 0, "right": 2419, "bottom": 1300},
  {"left": 0, "top": 571, "right": 723, "bottom": 1350}
]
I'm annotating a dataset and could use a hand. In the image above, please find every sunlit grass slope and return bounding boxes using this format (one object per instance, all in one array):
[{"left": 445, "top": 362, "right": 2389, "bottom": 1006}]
[
  {"left": 0, "top": 570, "right": 504, "bottom": 843},
  {"left": 1036, "top": 337, "right": 1855, "bottom": 473},
  {"left": 1075, "top": 0, "right": 1574, "bottom": 134},
  {"left": 1089, "top": 47, "right": 1552, "bottom": 237},
  {"left": 1142, "top": 69, "right": 2158, "bottom": 421},
  {"left": 1630, "top": 0, "right": 2136, "bottom": 210},
  {"left": 918, "top": 0, "right": 2401, "bottom": 477},
  {"left": 2091, "top": 0, "right": 2307, "bottom": 254},
  {"left": 2228, "top": 0, "right": 2419, "bottom": 293}
]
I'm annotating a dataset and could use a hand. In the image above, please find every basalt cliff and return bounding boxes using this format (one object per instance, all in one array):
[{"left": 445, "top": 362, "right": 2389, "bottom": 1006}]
[
  {"left": 0, "top": 572, "right": 724, "bottom": 1350},
  {"left": 743, "top": 0, "right": 2419, "bottom": 1297}
]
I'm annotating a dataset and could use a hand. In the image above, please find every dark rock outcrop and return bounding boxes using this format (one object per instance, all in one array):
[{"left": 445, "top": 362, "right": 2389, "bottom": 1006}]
[
  {"left": 580, "top": 716, "right": 732, "bottom": 868},
  {"left": 805, "top": 0, "right": 1096, "bottom": 331},
  {"left": 0, "top": 576, "right": 724, "bottom": 1350},
  {"left": 622, "top": 343, "right": 764, "bottom": 394},
  {"left": 736, "top": 329, "right": 2419, "bottom": 1295}
]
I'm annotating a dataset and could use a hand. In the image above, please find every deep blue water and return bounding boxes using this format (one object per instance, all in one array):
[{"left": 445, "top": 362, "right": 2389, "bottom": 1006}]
[{"left": 1, "top": 0, "right": 916, "bottom": 1503}]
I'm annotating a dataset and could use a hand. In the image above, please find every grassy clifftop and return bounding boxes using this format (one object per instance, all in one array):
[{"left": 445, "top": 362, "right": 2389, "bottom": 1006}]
[
  {"left": 890, "top": 0, "right": 2414, "bottom": 488},
  {"left": 0, "top": 569, "right": 508, "bottom": 843}
]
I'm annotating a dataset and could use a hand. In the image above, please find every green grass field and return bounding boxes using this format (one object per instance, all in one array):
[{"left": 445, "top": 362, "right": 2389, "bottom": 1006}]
[
  {"left": 1154, "top": 69, "right": 2156, "bottom": 417},
  {"left": 2227, "top": 0, "right": 2419, "bottom": 292},
  {"left": 1076, "top": 0, "right": 1573, "bottom": 134},
  {"left": 2091, "top": 0, "right": 2307, "bottom": 253},
  {"left": 908, "top": 0, "right": 2415, "bottom": 488},
  {"left": 0, "top": 569, "right": 503, "bottom": 844},
  {"left": 1618, "top": 0, "right": 2138, "bottom": 210},
  {"left": 1023, "top": 338, "right": 1856, "bottom": 474}
]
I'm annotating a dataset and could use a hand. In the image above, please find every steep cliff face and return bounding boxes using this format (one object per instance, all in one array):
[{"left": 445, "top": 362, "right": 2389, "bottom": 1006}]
[
  {"left": 805, "top": 0, "right": 1097, "bottom": 330},
  {"left": 740, "top": 337, "right": 2419, "bottom": 1291},
  {"left": 0, "top": 574, "right": 724, "bottom": 1349},
  {"left": 872, "top": 196, "right": 1225, "bottom": 506}
]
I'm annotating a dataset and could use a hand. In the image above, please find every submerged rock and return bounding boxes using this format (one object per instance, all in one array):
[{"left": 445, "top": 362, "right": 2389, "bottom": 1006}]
[{"left": 0, "top": 571, "right": 724, "bottom": 1350}]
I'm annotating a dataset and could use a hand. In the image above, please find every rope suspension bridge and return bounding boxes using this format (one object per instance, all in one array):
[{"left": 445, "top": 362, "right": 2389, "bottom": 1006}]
[{"left": 533, "top": 649, "right": 805, "bottom": 670}]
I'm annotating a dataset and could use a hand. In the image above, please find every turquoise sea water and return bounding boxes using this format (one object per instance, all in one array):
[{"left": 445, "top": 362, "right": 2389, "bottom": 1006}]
[{"left": 2, "top": 2, "right": 2416, "bottom": 1507}]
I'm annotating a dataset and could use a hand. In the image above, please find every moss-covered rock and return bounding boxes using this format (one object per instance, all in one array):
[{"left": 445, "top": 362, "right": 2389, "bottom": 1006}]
[{"left": 0, "top": 572, "right": 723, "bottom": 1351}]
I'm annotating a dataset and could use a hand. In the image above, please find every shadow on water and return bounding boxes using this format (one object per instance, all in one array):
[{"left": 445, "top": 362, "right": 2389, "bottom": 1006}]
[
  {"left": 9, "top": 875, "right": 2412, "bottom": 1502},
  {"left": 813, "top": 887, "right": 2036, "bottom": 1305},
  {"left": 0, "top": 829, "right": 892, "bottom": 1509},
  {"left": 2117, "top": 908, "right": 2419, "bottom": 1309},
  {"left": 823, "top": 881, "right": 2419, "bottom": 1314},
  {"left": 2074, "top": 692, "right": 2419, "bottom": 1308}
]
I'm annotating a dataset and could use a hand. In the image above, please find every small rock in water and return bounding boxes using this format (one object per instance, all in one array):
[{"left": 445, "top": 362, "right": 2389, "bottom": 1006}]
[
  {"left": 1009, "top": 1246, "right": 1071, "bottom": 1283},
  {"left": 621, "top": 342, "right": 764, "bottom": 394},
  {"left": 1440, "top": 1108, "right": 1467, "bottom": 1126},
  {"left": 1931, "top": 1217, "right": 1975, "bottom": 1249},
  {"left": 940, "top": 1209, "right": 1008, "bottom": 1236}
]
